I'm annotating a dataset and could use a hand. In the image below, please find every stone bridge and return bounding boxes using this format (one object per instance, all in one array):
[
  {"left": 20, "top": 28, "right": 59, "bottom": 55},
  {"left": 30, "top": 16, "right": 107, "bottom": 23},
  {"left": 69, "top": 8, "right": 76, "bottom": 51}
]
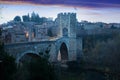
[
  {"left": 4, "top": 13, "right": 83, "bottom": 63},
  {"left": 5, "top": 37, "right": 82, "bottom": 63}
]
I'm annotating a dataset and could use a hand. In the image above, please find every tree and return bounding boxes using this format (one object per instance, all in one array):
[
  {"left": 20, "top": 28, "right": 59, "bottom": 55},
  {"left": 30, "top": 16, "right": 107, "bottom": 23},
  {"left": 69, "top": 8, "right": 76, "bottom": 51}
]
[
  {"left": 27, "top": 45, "right": 56, "bottom": 80},
  {"left": 13, "top": 16, "right": 21, "bottom": 22},
  {"left": 0, "top": 30, "right": 16, "bottom": 80},
  {"left": 27, "top": 57, "right": 56, "bottom": 80},
  {"left": 14, "top": 45, "right": 57, "bottom": 80},
  {"left": 0, "top": 28, "right": 2, "bottom": 36},
  {"left": 90, "top": 34, "right": 120, "bottom": 72},
  {"left": 1, "top": 51, "right": 17, "bottom": 80}
]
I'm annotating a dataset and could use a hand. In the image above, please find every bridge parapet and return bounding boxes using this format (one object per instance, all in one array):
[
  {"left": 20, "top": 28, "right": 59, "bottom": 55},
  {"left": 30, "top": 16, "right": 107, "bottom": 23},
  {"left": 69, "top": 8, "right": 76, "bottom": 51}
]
[
  {"left": 4, "top": 35, "right": 83, "bottom": 63},
  {"left": 4, "top": 40, "right": 57, "bottom": 62}
]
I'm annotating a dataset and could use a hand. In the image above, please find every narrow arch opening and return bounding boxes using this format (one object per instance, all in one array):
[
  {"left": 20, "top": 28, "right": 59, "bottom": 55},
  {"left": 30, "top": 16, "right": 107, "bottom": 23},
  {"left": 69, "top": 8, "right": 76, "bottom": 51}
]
[
  {"left": 63, "top": 28, "right": 68, "bottom": 36},
  {"left": 57, "top": 43, "right": 68, "bottom": 62}
]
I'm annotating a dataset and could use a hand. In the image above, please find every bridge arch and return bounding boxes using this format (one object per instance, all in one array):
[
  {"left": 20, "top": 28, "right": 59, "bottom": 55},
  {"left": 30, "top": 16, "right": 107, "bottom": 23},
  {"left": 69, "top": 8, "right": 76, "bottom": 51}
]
[
  {"left": 57, "top": 42, "right": 69, "bottom": 62},
  {"left": 16, "top": 50, "right": 39, "bottom": 63}
]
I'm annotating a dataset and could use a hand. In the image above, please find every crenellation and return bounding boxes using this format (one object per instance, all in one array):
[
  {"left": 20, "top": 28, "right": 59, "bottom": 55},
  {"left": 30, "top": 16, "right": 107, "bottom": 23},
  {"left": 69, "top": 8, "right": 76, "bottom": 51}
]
[{"left": 57, "top": 12, "right": 77, "bottom": 38}]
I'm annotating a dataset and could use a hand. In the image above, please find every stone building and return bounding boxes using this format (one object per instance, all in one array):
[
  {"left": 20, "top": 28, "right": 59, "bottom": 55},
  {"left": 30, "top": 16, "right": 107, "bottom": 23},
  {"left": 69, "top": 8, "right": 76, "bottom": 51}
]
[
  {"left": 34, "top": 24, "right": 48, "bottom": 41},
  {"left": 55, "top": 13, "right": 77, "bottom": 37}
]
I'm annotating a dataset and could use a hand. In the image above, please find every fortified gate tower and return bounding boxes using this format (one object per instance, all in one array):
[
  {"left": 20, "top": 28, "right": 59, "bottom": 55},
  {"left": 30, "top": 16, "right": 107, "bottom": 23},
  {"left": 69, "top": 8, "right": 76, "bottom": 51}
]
[
  {"left": 57, "top": 13, "right": 77, "bottom": 38},
  {"left": 55, "top": 13, "right": 80, "bottom": 61}
]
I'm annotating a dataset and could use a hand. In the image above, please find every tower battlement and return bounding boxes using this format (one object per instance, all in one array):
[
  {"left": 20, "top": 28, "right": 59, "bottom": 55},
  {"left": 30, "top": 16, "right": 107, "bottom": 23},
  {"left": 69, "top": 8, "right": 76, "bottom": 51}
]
[
  {"left": 57, "top": 13, "right": 76, "bottom": 19},
  {"left": 56, "top": 12, "right": 77, "bottom": 38}
]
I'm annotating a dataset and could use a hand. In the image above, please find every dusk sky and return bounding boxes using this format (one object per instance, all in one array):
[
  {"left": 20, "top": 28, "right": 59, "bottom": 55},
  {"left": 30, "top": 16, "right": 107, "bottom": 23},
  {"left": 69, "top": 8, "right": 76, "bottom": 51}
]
[{"left": 0, "top": 0, "right": 120, "bottom": 24}]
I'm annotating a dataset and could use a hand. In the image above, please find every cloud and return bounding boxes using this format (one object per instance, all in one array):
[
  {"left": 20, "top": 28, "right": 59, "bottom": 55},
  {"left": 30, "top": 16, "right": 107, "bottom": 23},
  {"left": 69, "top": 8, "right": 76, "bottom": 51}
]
[
  {"left": 64, "top": 0, "right": 120, "bottom": 8},
  {"left": 0, "top": 0, "right": 120, "bottom": 8}
]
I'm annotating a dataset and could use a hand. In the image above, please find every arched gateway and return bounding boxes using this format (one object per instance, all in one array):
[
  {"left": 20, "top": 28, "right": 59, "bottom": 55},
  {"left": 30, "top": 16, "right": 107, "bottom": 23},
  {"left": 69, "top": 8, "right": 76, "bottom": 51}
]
[{"left": 58, "top": 42, "right": 68, "bottom": 61}]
